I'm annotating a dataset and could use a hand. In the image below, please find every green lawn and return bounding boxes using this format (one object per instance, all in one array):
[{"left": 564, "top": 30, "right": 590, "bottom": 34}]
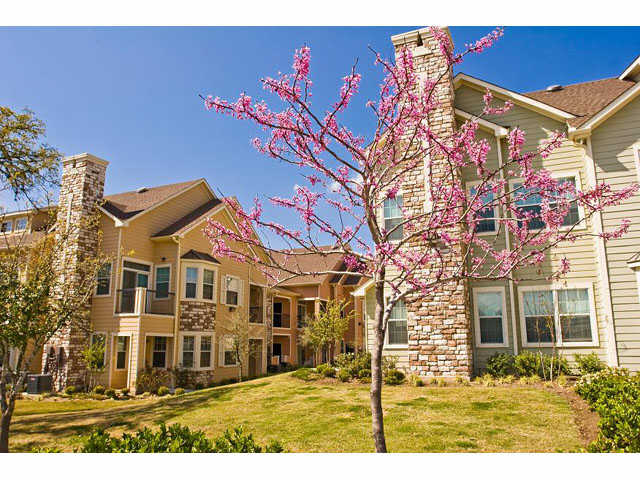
[{"left": 11, "top": 373, "right": 584, "bottom": 452}]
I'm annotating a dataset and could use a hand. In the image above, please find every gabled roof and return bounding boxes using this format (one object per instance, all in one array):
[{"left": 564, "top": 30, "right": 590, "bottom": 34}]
[
  {"left": 152, "top": 198, "right": 223, "bottom": 238},
  {"left": 102, "top": 179, "right": 203, "bottom": 220},
  {"left": 270, "top": 246, "right": 345, "bottom": 286},
  {"left": 524, "top": 77, "right": 636, "bottom": 128},
  {"left": 180, "top": 249, "right": 220, "bottom": 264}
]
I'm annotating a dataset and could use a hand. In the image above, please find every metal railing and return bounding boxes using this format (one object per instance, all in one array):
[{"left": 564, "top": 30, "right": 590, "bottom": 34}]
[
  {"left": 115, "top": 288, "right": 175, "bottom": 316},
  {"left": 273, "top": 313, "right": 290, "bottom": 328},
  {"left": 116, "top": 289, "right": 137, "bottom": 314},
  {"left": 145, "top": 290, "right": 175, "bottom": 315}
]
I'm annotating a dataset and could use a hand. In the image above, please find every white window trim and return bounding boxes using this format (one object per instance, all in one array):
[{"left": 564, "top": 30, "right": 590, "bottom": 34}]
[
  {"left": 380, "top": 190, "right": 404, "bottom": 244},
  {"left": 90, "top": 332, "right": 108, "bottom": 366},
  {"left": 467, "top": 180, "right": 499, "bottom": 236},
  {"left": 222, "top": 274, "right": 243, "bottom": 307},
  {"left": 148, "top": 335, "right": 169, "bottom": 369},
  {"left": 14, "top": 217, "right": 28, "bottom": 232},
  {"left": 634, "top": 145, "right": 640, "bottom": 184},
  {"left": 154, "top": 263, "right": 172, "bottom": 299},
  {"left": 114, "top": 335, "right": 129, "bottom": 371},
  {"left": 509, "top": 171, "right": 586, "bottom": 233},
  {"left": 472, "top": 286, "right": 509, "bottom": 348},
  {"left": 120, "top": 256, "right": 154, "bottom": 290},
  {"left": 177, "top": 331, "right": 215, "bottom": 371},
  {"left": 95, "top": 261, "right": 113, "bottom": 297},
  {"left": 181, "top": 261, "right": 218, "bottom": 303},
  {"left": 1, "top": 220, "right": 13, "bottom": 233},
  {"left": 220, "top": 334, "right": 239, "bottom": 367},
  {"left": 518, "top": 282, "right": 599, "bottom": 348},
  {"left": 384, "top": 298, "right": 408, "bottom": 350}
]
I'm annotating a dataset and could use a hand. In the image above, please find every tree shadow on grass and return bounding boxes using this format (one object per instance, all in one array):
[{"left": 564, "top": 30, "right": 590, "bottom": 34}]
[{"left": 12, "top": 382, "right": 270, "bottom": 451}]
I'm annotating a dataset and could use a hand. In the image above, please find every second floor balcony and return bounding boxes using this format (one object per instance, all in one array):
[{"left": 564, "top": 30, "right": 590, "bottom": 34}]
[{"left": 115, "top": 287, "right": 175, "bottom": 316}]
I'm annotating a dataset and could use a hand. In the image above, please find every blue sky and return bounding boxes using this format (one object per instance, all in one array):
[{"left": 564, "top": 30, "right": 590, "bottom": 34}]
[{"left": 1, "top": 26, "right": 639, "bottom": 245}]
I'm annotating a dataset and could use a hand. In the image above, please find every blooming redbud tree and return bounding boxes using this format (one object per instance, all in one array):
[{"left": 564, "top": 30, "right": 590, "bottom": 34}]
[{"left": 201, "top": 27, "right": 638, "bottom": 452}]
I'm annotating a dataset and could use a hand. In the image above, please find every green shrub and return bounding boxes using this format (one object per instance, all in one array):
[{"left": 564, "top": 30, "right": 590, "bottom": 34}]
[
  {"left": 574, "top": 353, "right": 606, "bottom": 376},
  {"left": 382, "top": 356, "right": 397, "bottom": 376},
  {"left": 514, "top": 351, "right": 569, "bottom": 379},
  {"left": 120, "top": 388, "right": 130, "bottom": 397},
  {"left": 31, "top": 446, "right": 62, "bottom": 453},
  {"left": 157, "top": 386, "right": 170, "bottom": 396},
  {"left": 315, "top": 363, "right": 330, "bottom": 375},
  {"left": 337, "top": 369, "right": 351, "bottom": 382},
  {"left": 384, "top": 369, "right": 405, "bottom": 385},
  {"left": 575, "top": 368, "right": 640, "bottom": 452},
  {"left": 358, "top": 368, "right": 371, "bottom": 379},
  {"left": 92, "top": 385, "right": 106, "bottom": 395},
  {"left": 174, "top": 388, "right": 186, "bottom": 396},
  {"left": 409, "top": 375, "right": 424, "bottom": 387},
  {"left": 194, "top": 382, "right": 204, "bottom": 390},
  {"left": 486, "top": 353, "right": 517, "bottom": 377},
  {"left": 322, "top": 366, "right": 336, "bottom": 378},
  {"left": 436, "top": 378, "right": 447, "bottom": 387},
  {"left": 78, "top": 423, "right": 284, "bottom": 453},
  {"left": 291, "top": 368, "right": 316, "bottom": 381},
  {"left": 334, "top": 351, "right": 372, "bottom": 377},
  {"left": 105, "top": 388, "right": 117, "bottom": 399},
  {"left": 64, "top": 386, "right": 78, "bottom": 395},
  {"left": 135, "top": 367, "right": 173, "bottom": 394}
]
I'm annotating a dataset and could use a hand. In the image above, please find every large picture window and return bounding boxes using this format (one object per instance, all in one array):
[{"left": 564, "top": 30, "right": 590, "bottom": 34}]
[
  {"left": 386, "top": 300, "right": 408, "bottom": 346},
  {"left": 181, "top": 263, "right": 217, "bottom": 302},
  {"left": 179, "top": 333, "right": 214, "bottom": 370},
  {"left": 383, "top": 195, "right": 403, "bottom": 241},
  {"left": 519, "top": 285, "right": 597, "bottom": 347}
]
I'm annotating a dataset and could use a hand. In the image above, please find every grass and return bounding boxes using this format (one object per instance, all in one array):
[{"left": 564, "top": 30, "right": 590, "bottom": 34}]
[{"left": 10, "top": 373, "right": 584, "bottom": 452}]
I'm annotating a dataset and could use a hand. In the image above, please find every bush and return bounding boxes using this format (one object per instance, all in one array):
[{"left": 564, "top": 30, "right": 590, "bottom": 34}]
[
  {"left": 575, "top": 368, "right": 640, "bottom": 452},
  {"left": 174, "top": 388, "right": 186, "bottom": 396},
  {"left": 334, "top": 351, "right": 372, "bottom": 377},
  {"left": 291, "top": 368, "right": 316, "bottom": 381},
  {"left": 574, "top": 353, "right": 606, "bottom": 376},
  {"left": 384, "top": 369, "right": 405, "bottom": 385},
  {"left": 64, "top": 386, "right": 78, "bottom": 395},
  {"left": 157, "top": 386, "right": 170, "bottom": 396},
  {"left": 382, "top": 356, "right": 397, "bottom": 376},
  {"left": 513, "top": 351, "right": 569, "bottom": 379},
  {"left": 315, "top": 363, "right": 330, "bottom": 375},
  {"left": 358, "top": 368, "right": 371, "bottom": 379},
  {"left": 194, "top": 382, "right": 205, "bottom": 390},
  {"left": 92, "top": 385, "right": 106, "bottom": 395},
  {"left": 121, "top": 388, "right": 130, "bottom": 397},
  {"left": 322, "top": 366, "right": 336, "bottom": 378},
  {"left": 78, "top": 423, "right": 284, "bottom": 453},
  {"left": 409, "top": 375, "right": 424, "bottom": 387},
  {"left": 105, "top": 389, "right": 117, "bottom": 399},
  {"left": 436, "top": 378, "right": 447, "bottom": 387},
  {"left": 135, "top": 367, "right": 173, "bottom": 394},
  {"left": 486, "top": 353, "right": 517, "bottom": 377},
  {"left": 337, "top": 369, "right": 351, "bottom": 382}
]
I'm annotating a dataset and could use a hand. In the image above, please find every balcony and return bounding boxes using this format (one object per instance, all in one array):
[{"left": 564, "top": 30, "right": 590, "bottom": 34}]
[{"left": 116, "top": 287, "right": 175, "bottom": 316}]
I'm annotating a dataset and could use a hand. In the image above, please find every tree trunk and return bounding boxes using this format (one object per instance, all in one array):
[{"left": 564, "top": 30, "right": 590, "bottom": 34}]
[
  {"left": 0, "top": 404, "right": 14, "bottom": 453},
  {"left": 370, "top": 283, "right": 387, "bottom": 453}
]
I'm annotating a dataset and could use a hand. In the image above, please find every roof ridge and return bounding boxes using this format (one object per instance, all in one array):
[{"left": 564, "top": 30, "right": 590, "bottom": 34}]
[
  {"left": 524, "top": 76, "right": 626, "bottom": 95},
  {"left": 103, "top": 178, "right": 202, "bottom": 199}
]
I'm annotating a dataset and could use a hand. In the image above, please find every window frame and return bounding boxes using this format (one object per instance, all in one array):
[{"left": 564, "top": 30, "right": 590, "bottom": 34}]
[
  {"left": 14, "top": 217, "right": 28, "bottom": 232},
  {"left": 472, "top": 286, "right": 509, "bottom": 348},
  {"left": 95, "top": 262, "right": 113, "bottom": 297},
  {"left": 151, "top": 336, "right": 168, "bottom": 368},
  {"left": 384, "top": 298, "right": 408, "bottom": 349},
  {"left": 220, "top": 335, "right": 239, "bottom": 367},
  {"left": 178, "top": 332, "right": 215, "bottom": 371},
  {"left": 467, "top": 180, "right": 499, "bottom": 236},
  {"left": 381, "top": 193, "right": 404, "bottom": 243},
  {"left": 154, "top": 264, "right": 171, "bottom": 300},
  {"left": 115, "top": 335, "right": 129, "bottom": 371},
  {"left": 181, "top": 261, "right": 218, "bottom": 303},
  {"left": 509, "top": 171, "right": 586, "bottom": 232},
  {"left": 202, "top": 268, "right": 216, "bottom": 301},
  {"left": 518, "top": 282, "right": 599, "bottom": 348},
  {"left": 223, "top": 274, "right": 242, "bottom": 307}
]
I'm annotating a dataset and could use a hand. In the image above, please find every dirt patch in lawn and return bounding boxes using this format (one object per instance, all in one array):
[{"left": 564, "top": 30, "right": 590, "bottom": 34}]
[{"left": 545, "top": 385, "right": 599, "bottom": 446}]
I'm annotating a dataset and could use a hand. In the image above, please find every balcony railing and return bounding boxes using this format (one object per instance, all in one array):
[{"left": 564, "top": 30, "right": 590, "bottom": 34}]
[
  {"left": 249, "top": 306, "right": 263, "bottom": 323},
  {"left": 116, "top": 287, "right": 175, "bottom": 316},
  {"left": 273, "top": 313, "right": 290, "bottom": 329}
]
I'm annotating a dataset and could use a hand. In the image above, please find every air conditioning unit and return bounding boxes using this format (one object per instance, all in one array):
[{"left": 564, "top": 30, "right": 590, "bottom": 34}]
[{"left": 26, "top": 374, "right": 53, "bottom": 394}]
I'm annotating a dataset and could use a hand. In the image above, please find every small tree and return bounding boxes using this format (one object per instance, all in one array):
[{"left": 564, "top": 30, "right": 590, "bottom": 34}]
[
  {"left": 228, "top": 312, "right": 250, "bottom": 382},
  {"left": 82, "top": 335, "right": 106, "bottom": 391},
  {"left": 300, "top": 299, "right": 352, "bottom": 364}
]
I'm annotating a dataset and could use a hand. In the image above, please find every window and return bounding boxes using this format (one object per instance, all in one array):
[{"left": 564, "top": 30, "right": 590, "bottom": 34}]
[
  {"left": 513, "top": 175, "right": 581, "bottom": 230},
  {"left": 297, "top": 304, "right": 307, "bottom": 328},
  {"left": 520, "top": 285, "right": 597, "bottom": 346},
  {"left": 152, "top": 337, "right": 167, "bottom": 368},
  {"left": 473, "top": 288, "right": 507, "bottom": 346},
  {"left": 203, "top": 269, "right": 215, "bottom": 300},
  {"left": 116, "top": 336, "right": 128, "bottom": 370},
  {"left": 185, "top": 267, "right": 198, "bottom": 299},
  {"left": 90, "top": 333, "right": 107, "bottom": 369},
  {"left": 122, "top": 260, "right": 150, "bottom": 289},
  {"left": 1, "top": 221, "right": 12, "bottom": 233},
  {"left": 225, "top": 276, "right": 241, "bottom": 306},
  {"left": 181, "top": 336, "right": 195, "bottom": 368},
  {"left": 200, "top": 336, "right": 212, "bottom": 368},
  {"left": 383, "top": 195, "right": 403, "bottom": 241},
  {"left": 221, "top": 336, "right": 237, "bottom": 366},
  {"left": 386, "top": 300, "right": 408, "bottom": 346},
  {"left": 15, "top": 218, "right": 27, "bottom": 231},
  {"left": 468, "top": 183, "right": 496, "bottom": 233},
  {"left": 155, "top": 266, "right": 170, "bottom": 299},
  {"left": 96, "top": 263, "right": 112, "bottom": 296}
]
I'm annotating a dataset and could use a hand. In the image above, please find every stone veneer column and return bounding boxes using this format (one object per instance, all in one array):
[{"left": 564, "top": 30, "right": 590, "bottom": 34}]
[
  {"left": 44, "top": 153, "right": 108, "bottom": 390},
  {"left": 391, "top": 28, "right": 473, "bottom": 378}
]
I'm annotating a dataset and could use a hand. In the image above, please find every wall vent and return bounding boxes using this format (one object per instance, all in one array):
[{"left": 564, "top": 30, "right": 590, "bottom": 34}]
[{"left": 546, "top": 84, "right": 563, "bottom": 92}]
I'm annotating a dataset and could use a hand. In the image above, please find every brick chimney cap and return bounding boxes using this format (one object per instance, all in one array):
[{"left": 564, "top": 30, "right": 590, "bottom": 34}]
[
  {"left": 62, "top": 152, "right": 109, "bottom": 167},
  {"left": 390, "top": 26, "right": 452, "bottom": 48}
]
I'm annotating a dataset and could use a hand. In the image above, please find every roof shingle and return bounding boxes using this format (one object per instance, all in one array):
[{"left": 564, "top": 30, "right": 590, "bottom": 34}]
[{"left": 152, "top": 198, "right": 222, "bottom": 238}]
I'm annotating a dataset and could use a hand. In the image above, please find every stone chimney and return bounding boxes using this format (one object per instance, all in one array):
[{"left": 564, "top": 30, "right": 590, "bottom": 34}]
[
  {"left": 391, "top": 28, "right": 473, "bottom": 379},
  {"left": 44, "top": 153, "right": 108, "bottom": 390}
]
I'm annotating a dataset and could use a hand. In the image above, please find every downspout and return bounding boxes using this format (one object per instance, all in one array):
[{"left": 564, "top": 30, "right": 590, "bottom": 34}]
[
  {"left": 172, "top": 235, "right": 182, "bottom": 373},
  {"left": 496, "top": 135, "right": 519, "bottom": 355},
  {"left": 583, "top": 137, "right": 619, "bottom": 367}
]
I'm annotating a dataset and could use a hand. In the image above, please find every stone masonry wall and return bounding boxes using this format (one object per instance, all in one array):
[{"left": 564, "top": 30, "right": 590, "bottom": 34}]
[
  {"left": 393, "top": 28, "right": 473, "bottom": 378},
  {"left": 179, "top": 301, "right": 216, "bottom": 331},
  {"left": 43, "top": 154, "right": 107, "bottom": 390}
]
